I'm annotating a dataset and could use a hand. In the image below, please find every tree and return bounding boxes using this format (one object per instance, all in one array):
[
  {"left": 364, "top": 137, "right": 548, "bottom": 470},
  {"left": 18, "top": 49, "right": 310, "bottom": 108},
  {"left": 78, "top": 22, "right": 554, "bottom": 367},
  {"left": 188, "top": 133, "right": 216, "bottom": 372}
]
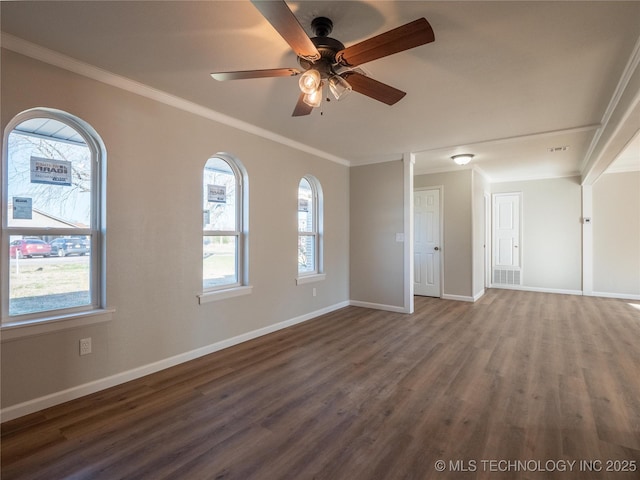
[{"left": 7, "top": 131, "right": 92, "bottom": 224}]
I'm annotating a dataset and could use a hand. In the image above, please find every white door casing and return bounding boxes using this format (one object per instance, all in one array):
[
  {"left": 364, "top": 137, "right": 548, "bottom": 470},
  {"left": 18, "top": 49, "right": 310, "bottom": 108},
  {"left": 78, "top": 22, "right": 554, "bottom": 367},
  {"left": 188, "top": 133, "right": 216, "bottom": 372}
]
[
  {"left": 414, "top": 189, "right": 441, "bottom": 297},
  {"left": 485, "top": 193, "right": 491, "bottom": 288}
]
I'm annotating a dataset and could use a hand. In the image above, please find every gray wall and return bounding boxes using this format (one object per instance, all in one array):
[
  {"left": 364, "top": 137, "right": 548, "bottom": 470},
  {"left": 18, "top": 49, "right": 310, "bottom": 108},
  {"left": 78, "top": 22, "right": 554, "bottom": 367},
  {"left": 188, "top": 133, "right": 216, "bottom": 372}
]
[
  {"left": 350, "top": 160, "right": 405, "bottom": 308},
  {"left": 593, "top": 171, "right": 640, "bottom": 296},
  {"left": 491, "top": 176, "right": 583, "bottom": 292},
  {"left": 2, "top": 47, "right": 637, "bottom": 414},
  {"left": 1, "top": 50, "right": 350, "bottom": 408}
]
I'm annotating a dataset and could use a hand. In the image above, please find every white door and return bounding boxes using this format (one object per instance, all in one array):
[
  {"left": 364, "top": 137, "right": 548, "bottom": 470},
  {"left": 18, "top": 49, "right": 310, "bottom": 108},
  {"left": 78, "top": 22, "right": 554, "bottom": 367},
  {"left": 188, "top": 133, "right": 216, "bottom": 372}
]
[
  {"left": 492, "top": 193, "right": 521, "bottom": 285},
  {"left": 414, "top": 189, "right": 441, "bottom": 297}
]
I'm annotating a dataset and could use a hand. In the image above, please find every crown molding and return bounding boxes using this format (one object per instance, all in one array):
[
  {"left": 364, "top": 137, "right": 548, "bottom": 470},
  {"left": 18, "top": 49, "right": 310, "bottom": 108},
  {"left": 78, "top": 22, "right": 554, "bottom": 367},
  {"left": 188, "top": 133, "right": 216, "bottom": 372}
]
[
  {"left": 580, "top": 33, "right": 640, "bottom": 181},
  {"left": 1, "top": 33, "right": 351, "bottom": 167}
]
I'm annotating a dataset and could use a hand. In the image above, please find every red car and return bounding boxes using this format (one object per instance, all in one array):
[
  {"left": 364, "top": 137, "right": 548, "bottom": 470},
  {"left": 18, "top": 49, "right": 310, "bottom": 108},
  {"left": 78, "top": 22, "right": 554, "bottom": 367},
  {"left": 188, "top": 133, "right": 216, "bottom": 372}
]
[{"left": 10, "top": 239, "right": 51, "bottom": 258}]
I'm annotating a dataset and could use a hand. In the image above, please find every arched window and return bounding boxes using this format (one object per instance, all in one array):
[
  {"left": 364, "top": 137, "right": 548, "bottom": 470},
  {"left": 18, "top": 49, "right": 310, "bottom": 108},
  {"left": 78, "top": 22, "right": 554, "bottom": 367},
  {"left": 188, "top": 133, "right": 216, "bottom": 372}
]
[
  {"left": 202, "top": 154, "right": 247, "bottom": 293},
  {"left": 2, "top": 109, "right": 106, "bottom": 321},
  {"left": 297, "top": 175, "right": 323, "bottom": 277}
]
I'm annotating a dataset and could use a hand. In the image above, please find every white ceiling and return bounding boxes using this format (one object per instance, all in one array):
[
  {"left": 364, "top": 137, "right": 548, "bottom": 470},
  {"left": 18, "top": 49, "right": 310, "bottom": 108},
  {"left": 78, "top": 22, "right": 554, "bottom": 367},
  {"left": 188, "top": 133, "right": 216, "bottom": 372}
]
[{"left": 2, "top": 1, "right": 639, "bottom": 182}]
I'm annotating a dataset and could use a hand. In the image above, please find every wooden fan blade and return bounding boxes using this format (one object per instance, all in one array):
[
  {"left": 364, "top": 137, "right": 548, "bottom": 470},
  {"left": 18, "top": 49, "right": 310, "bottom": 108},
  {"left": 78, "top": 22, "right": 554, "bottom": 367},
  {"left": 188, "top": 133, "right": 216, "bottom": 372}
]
[
  {"left": 251, "top": 0, "right": 320, "bottom": 61},
  {"left": 343, "top": 72, "right": 406, "bottom": 105},
  {"left": 292, "top": 92, "right": 313, "bottom": 116},
  {"left": 337, "top": 18, "right": 434, "bottom": 67},
  {"left": 211, "top": 68, "right": 300, "bottom": 81}
]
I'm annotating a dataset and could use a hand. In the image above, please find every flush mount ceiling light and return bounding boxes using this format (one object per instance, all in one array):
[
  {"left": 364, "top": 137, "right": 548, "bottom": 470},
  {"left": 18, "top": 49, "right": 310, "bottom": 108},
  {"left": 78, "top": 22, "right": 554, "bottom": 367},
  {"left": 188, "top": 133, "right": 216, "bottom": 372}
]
[{"left": 452, "top": 154, "right": 474, "bottom": 166}]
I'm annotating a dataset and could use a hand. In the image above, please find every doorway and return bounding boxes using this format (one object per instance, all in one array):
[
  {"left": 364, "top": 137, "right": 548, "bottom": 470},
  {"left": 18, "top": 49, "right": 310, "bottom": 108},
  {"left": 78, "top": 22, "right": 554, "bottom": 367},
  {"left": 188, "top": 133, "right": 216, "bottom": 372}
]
[
  {"left": 492, "top": 192, "right": 522, "bottom": 285},
  {"left": 414, "top": 188, "right": 442, "bottom": 297}
]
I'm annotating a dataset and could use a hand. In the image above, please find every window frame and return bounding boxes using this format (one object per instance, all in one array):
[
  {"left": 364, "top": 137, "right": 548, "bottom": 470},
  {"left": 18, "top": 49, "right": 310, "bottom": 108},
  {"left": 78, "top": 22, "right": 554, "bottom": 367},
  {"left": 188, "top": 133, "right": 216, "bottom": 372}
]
[
  {"left": 1, "top": 108, "right": 109, "bottom": 332},
  {"left": 199, "top": 154, "right": 251, "bottom": 303},
  {"left": 296, "top": 175, "right": 325, "bottom": 284}
]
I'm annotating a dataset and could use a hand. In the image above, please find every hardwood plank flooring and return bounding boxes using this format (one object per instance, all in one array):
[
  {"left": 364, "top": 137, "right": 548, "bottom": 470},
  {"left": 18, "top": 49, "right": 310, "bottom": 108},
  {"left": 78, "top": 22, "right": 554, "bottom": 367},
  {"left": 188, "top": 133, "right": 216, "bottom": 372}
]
[{"left": 2, "top": 290, "right": 639, "bottom": 479}]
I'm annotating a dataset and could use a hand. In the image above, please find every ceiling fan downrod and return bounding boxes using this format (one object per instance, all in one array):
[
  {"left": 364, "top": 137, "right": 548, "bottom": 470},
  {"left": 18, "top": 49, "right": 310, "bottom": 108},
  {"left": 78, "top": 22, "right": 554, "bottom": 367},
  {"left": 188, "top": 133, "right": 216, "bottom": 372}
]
[{"left": 311, "top": 17, "right": 333, "bottom": 37}]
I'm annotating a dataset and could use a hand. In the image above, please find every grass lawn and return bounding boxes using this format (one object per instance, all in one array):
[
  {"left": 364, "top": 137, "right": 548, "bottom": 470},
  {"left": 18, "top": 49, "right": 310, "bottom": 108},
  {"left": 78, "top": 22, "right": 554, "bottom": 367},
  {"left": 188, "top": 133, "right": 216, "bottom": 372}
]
[
  {"left": 203, "top": 253, "right": 236, "bottom": 288},
  {"left": 9, "top": 257, "right": 91, "bottom": 315},
  {"left": 10, "top": 259, "right": 90, "bottom": 298}
]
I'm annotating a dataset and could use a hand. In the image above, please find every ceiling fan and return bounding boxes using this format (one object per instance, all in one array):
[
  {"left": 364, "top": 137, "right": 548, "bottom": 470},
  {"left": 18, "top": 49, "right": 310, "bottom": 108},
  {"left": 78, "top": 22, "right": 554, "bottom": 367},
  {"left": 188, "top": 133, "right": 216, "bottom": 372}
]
[{"left": 211, "top": 0, "right": 435, "bottom": 116}]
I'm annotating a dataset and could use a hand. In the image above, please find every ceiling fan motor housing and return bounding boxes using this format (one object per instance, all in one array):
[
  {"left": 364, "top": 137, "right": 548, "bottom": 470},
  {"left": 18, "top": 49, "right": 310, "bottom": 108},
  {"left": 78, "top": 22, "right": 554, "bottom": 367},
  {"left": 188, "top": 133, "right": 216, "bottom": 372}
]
[{"left": 298, "top": 17, "right": 345, "bottom": 78}]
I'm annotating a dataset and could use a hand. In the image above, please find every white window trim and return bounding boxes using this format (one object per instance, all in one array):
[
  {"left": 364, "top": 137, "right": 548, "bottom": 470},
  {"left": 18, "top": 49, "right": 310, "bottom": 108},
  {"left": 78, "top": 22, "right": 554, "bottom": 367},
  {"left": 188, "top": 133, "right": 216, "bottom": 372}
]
[
  {"left": 200, "top": 153, "right": 249, "bottom": 301},
  {"left": 198, "top": 285, "right": 253, "bottom": 304},
  {"left": 1, "top": 108, "right": 110, "bottom": 334},
  {"left": 297, "top": 175, "right": 323, "bottom": 279},
  {"left": 1, "top": 308, "right": 115, "bottom": 342},
  {"left": 295, "top": 273, "right": 326, "bottom": 285}
]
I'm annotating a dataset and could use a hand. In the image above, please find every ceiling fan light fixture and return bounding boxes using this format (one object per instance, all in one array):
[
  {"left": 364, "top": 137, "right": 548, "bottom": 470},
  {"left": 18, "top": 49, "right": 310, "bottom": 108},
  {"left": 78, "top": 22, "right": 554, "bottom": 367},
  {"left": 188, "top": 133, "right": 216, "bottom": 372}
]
[
  {"left": 452, "top": 154, "right": 474, "bottom": 166},
  {"left": 328, "top": 75, "right": 352, "bottom": 100},
  {"left": 299, "top": 69, "right": 321, "bottom": 94},
  {"left": 303, "top": 86, "right": 323, "bottom": 108}
]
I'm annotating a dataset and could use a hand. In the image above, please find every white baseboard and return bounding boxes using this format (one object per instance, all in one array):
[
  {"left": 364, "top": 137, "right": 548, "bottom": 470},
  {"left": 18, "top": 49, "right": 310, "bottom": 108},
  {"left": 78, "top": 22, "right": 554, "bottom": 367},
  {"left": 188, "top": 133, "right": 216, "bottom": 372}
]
[
  {"left": 353, "top": 294, "right": 486, "bottom": 307},
  {"left": 490, "top": 284, "right": 583, "bottom": 296},
  {"left": 0, "top": 301, "right": 350, "bottom": 422},
  {"left": 589, "top": 291, "right": 640, "bottom": 301},
  {"left": 474, "top": 289, "right": 486, "bottom": 302},
  {"left": 491, "top": 284, "right": 639, "bottom": 300},
  {"left": 442, "top": 294, "right": 476, "bottom": 302},
  {"left": 349, "top": 300, "right": 408, "bottom": 313}
]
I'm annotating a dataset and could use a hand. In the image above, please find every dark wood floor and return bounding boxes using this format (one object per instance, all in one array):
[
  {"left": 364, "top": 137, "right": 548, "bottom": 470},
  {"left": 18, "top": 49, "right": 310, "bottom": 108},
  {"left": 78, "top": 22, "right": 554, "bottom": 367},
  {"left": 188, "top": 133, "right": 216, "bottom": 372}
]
[{"left": 2, "top": 289, "right": 639, "bottom": 479}]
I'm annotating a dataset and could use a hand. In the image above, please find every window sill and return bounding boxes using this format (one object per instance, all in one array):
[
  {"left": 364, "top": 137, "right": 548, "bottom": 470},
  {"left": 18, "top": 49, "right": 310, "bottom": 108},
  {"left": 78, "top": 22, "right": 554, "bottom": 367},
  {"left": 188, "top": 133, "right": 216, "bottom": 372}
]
[
  {"left": 1, "top": 308, "right": 115, "bottom": 342},
  {"left": 296, "top": 273, "right": 326, "bottom": 285},
  {"left": 198, "top": 285, "right": 253, "bottom": 304}
]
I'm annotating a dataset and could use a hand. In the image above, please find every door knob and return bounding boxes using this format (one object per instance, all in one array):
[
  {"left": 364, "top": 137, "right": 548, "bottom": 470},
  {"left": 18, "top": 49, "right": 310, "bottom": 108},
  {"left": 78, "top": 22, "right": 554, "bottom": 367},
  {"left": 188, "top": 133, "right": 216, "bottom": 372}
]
[{"left": 434, "top": 247, "right": 439, "bottom": 251}]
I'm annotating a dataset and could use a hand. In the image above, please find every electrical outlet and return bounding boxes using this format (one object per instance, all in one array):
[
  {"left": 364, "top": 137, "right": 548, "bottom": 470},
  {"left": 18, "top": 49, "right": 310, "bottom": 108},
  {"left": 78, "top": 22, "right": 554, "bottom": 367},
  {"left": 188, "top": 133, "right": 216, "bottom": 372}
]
[
  {"left": 313, "top": 288, "right": 317, "bottom": 297},
  {"left": 79, "top": 337, "right": 92, "bottom": 356}
]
